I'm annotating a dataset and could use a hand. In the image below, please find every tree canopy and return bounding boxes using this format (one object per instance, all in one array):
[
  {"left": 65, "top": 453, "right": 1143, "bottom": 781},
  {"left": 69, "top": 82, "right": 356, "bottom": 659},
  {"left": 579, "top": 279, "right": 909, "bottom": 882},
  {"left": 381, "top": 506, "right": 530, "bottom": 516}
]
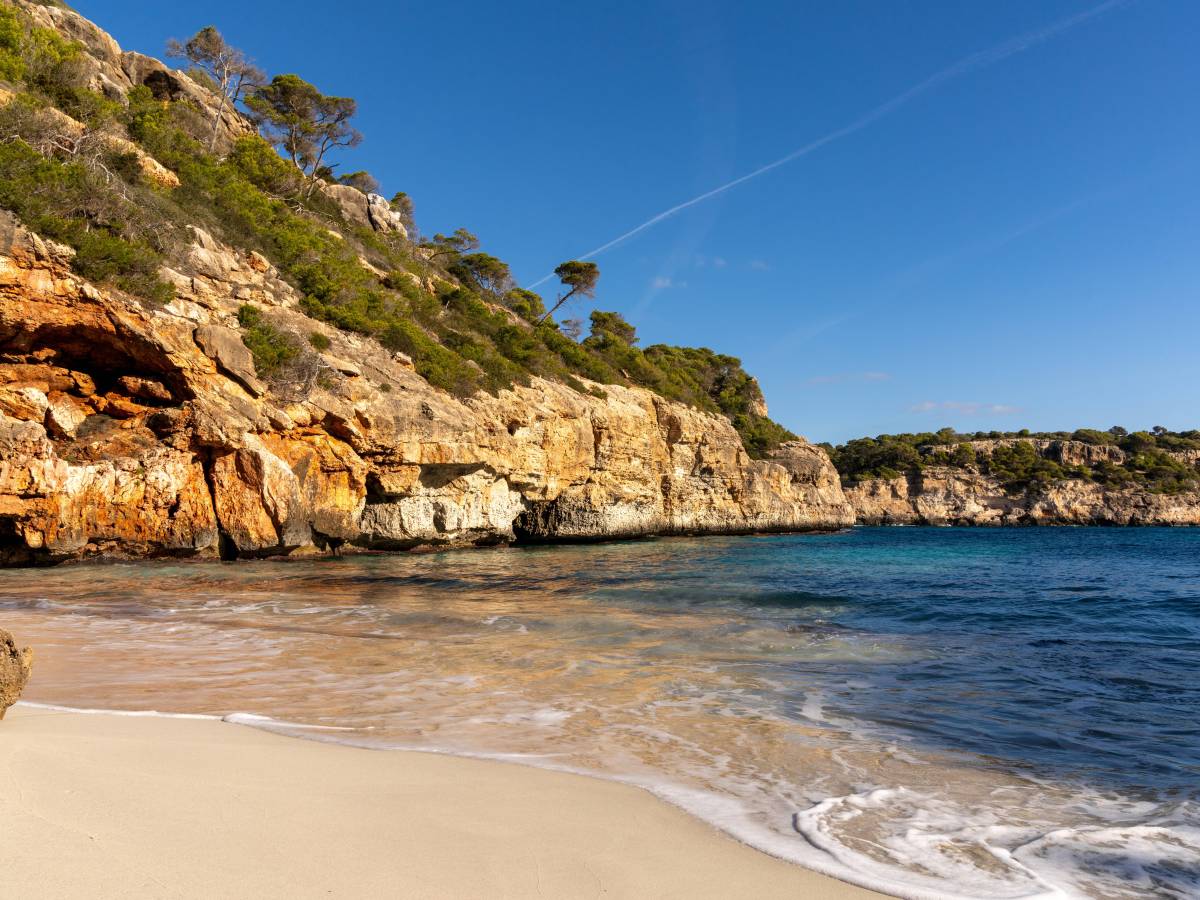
[
  {"left": 449, "top": 252, "right": 512, "bottom": 298},
  {"left": 422, "top": 228, "right": 479, "bottom": 260},
  {"left": 824, "top": 428, "right": 1200, "bottom": 495},
  {"left": 537, "top": 260, "right": 599, "bottom": 324},
  {"left": 245, "top": 74, "right": 360, "bottom": 196},
  {"left": 167, "top": 26, "right": 262, "bottom": 151},
  {"left": 336, "top": 169, "right": 379, "bottom": 193}
]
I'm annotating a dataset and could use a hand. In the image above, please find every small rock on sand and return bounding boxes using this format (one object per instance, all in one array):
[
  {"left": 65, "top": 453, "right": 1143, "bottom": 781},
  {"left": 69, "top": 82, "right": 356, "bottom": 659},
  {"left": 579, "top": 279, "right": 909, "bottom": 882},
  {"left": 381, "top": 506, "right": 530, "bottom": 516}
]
[{"left": 0, "top": 629, "right": 33, "bottom": 719}]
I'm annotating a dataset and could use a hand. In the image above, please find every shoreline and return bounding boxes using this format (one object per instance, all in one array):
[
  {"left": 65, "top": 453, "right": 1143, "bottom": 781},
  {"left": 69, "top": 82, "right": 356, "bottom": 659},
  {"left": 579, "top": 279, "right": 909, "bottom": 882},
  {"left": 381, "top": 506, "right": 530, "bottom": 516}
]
[
  {"left": 8, "top": 521, "right": 1197, "bottom": 571},
  {"left": 1, "top": 703, "right": 886, "bottom": 899},
  {"left": 2, "top": 527, "right": 856, "bottom": 569}
]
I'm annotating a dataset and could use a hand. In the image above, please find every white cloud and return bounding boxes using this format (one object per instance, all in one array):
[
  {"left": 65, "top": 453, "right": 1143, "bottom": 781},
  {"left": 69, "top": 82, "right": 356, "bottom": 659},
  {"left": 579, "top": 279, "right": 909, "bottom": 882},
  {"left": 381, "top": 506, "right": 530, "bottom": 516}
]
[
  {"left": 909, "top": 401, "right": 1022, "bottom": 415},
  {"left": 806, "top": 371, "right": 892, "bottom": 386},
  {"left": 650, "top": 275, "right": 687, "bottom": 290},
  {"left": 713, "top": 256, "right": 728, "bottom": 268},
  {"left": 749, "top": 259, "right": 770, "bottom": 271}
]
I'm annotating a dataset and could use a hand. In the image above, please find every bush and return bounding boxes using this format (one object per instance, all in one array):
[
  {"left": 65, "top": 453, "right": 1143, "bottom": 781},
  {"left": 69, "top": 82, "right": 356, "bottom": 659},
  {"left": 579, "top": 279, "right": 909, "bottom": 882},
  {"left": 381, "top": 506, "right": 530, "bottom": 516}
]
[
  {"left": 308, "top": 331, "right": 331, "bottom": 351},
  {"left": 237, "top": 305, "right": 299, "bottom": 375},
  {"left": 0, "top": 8, "right": 27, "bottom": 82},
  {"left": 379, "top": 320, "right": 478, "bottom": 397},
  {"left": 0, "top": 133, "right": 175, "bottom": 305},
  {"left": 827, "top": 429, "right": 1199, "bottom": 495}
]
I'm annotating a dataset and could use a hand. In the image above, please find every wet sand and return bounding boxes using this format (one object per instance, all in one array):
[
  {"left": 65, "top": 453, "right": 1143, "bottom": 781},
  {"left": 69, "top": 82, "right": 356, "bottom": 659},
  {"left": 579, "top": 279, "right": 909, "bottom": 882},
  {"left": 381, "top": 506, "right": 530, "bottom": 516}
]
[{"left": 0, "top": 705, "right": 884, "bottom": 899}]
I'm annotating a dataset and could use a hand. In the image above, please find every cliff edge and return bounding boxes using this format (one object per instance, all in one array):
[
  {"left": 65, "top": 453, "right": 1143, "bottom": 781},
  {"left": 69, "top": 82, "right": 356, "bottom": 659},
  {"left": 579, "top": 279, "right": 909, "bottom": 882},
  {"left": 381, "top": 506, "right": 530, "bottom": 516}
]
[{"left": 0, "top": 214, "right": 852, "bottom": 564}]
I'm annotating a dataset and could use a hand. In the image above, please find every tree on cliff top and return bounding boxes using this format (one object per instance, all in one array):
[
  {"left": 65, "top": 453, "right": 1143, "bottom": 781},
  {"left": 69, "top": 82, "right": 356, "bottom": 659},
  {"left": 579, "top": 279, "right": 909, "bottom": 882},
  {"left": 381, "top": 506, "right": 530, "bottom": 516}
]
[
  {"left": 337, "top": 169, "right": 379, "bottom": 193},
  {"left": 422, "top": 228, "right": 479, "bottom": 261},
  {"left": 390, "top": 191, "right": 415, "bottom": 234},
  {"left": 585, "top": 310, "right": 637, "bottom": 346},
  {"left": 167, "top": 26, "right": 263, "bottom": 151},
  {"left": 537, "top": 260, "right": 599, "bottom": 324},
  {"left": 450, "top": 252, "right": 512, "bottom": 298},
  {"left": 245, "top": 74, "right": 361, "bottom": 198}
]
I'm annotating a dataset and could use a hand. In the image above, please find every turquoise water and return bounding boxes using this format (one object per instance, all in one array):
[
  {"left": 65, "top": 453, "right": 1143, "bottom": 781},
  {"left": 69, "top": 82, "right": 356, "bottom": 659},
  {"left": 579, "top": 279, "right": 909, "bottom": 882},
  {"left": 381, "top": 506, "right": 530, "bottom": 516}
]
[{"left": 3, "top": 527, "right": 1198, "bottom": 898}]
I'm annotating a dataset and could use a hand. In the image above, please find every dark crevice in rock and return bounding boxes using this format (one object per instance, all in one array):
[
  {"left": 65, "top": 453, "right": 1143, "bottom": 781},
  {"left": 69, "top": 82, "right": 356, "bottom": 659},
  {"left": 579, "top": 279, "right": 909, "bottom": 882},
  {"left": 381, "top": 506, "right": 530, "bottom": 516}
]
[
  {"left": 363, "top": 472, "right": 391, "bottom": 505},
  {"left": 196, "top": 448, "right": 238, "bottom": 562},
  {"left": 0, "top": 519, "right": 47, "bottom": 566}
]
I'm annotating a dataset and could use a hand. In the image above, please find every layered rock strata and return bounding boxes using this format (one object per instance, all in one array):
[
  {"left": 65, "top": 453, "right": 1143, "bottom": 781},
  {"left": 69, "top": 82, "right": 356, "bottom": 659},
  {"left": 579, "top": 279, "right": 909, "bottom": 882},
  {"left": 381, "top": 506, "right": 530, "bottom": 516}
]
[
  {"left": 845, "top": 468, "right": 1200, "bottom": 526},
  {"left": 0, "top": 214, "right": 853, "bottom": 564}
]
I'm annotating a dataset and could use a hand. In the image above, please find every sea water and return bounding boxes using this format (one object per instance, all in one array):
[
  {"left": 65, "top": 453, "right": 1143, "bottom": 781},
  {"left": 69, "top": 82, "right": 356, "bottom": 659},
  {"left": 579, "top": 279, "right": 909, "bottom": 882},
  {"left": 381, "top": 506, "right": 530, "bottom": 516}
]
[{"left": 3, "top": 527, "right": 1197, "bottom": 898}]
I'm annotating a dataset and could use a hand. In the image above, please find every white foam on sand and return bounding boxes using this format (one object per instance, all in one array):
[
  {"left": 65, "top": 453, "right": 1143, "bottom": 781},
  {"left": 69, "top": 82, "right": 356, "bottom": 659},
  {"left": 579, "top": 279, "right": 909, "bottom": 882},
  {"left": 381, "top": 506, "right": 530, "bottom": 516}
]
[
  {"left": 17, "top": 701, "right": 355, "bottom": 732},
  {"left": 18, "top": 700, "right": 1195, "bottom": 900}
]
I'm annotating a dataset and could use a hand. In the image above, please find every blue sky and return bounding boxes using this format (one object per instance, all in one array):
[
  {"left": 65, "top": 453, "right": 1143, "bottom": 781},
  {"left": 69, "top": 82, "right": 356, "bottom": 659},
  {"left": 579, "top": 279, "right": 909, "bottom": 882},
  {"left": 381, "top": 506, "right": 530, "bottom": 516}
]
[{"left": 76, "top": 1, "right": 1199, "bottom": 443}]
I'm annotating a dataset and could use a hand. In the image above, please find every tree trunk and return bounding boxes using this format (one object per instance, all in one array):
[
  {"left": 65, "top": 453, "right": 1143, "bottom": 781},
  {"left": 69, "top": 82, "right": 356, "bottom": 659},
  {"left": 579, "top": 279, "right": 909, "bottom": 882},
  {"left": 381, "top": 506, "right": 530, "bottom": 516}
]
[
  {"left": 207, "top": 90, "right": 228, "bottom": 152},
  {"left": 536, "top": 288, "right": 578, "bottom": 326}
]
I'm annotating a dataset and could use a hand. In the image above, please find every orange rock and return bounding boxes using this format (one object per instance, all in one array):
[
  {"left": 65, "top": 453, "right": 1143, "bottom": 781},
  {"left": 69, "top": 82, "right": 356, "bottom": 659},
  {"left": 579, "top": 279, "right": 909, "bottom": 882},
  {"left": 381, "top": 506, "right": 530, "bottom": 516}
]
[{"left": 0, "top": 629, "right": 33, "bottom": 720}]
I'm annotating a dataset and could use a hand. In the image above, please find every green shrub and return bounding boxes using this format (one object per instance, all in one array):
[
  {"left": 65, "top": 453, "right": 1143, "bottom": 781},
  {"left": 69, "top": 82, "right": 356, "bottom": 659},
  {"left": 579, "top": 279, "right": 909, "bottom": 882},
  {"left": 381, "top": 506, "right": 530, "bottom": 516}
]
[
  {"left": 0, "top": 7, "right": 27, "bottom": 82},
  {"left": 379, "top": 320, "right": 478, "bottom": 397},
  {"left": 828, "top": 428, "right": 1199, "bottom": 495},
  {"left": 237, "top": 305, "right": 299, "bottom": 375},
  {"left": 308, "top": 331, "right": 331, "bottom": 351},
  {"left": 505, "top": 288, "right": 545, "bottom": 322},
  {"left": 0, "top": 135, "right": 175, "bottom": 305}
]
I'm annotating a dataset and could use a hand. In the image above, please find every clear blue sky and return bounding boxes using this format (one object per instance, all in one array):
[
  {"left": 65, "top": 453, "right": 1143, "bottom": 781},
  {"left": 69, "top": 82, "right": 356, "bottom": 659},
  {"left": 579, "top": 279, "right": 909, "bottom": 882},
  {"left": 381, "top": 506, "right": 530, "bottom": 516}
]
[{"left": 76, "top": 0, "right": 1199, "bottom": 443}]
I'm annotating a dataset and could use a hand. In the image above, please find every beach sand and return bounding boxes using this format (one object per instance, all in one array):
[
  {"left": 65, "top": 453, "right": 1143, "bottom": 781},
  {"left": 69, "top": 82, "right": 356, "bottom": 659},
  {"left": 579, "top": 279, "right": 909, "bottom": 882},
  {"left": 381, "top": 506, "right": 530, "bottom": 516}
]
[{"left": 0, "top": 704, "right": 884, "bottom": 899}]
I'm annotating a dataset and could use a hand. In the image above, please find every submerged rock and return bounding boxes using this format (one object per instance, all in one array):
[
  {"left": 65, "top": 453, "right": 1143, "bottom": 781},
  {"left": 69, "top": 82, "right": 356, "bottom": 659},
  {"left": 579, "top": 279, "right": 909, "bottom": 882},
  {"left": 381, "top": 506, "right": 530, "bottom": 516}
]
[{"left": 0, "top": 629, "right": 33, "bottom": 719}]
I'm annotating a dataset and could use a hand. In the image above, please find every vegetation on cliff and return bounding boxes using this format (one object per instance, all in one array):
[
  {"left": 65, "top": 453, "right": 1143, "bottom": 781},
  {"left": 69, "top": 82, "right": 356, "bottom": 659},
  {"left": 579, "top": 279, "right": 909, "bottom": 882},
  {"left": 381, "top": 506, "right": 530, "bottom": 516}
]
[
  {"left": 825, "top": 427, "right": 1200, "bottom": 495},
  {"left": 0, "top": 6, "right": 791, "bottom": 456}
]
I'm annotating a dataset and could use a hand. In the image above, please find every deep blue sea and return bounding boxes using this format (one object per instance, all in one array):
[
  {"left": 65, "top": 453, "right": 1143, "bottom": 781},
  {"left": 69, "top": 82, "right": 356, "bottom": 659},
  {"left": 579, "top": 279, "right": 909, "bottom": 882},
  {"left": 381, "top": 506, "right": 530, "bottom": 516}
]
[{"left": 3, "top": 527, "right": 1198, "bottom": 898}]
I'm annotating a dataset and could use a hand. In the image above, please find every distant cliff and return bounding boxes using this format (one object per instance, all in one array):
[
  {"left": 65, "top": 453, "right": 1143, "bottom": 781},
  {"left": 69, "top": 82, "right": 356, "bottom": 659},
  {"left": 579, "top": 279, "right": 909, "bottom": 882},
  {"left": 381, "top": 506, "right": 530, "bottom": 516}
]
[{"left": 838, "top": 438, "right": 1200, "bottom": 526}]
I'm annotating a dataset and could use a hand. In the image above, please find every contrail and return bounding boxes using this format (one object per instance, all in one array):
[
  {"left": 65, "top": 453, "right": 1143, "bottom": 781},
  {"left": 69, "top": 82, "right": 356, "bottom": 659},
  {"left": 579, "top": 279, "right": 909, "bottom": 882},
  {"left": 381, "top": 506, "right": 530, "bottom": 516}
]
[{"left": 527, "top": 0, "right": 1129, "bottom": 289}]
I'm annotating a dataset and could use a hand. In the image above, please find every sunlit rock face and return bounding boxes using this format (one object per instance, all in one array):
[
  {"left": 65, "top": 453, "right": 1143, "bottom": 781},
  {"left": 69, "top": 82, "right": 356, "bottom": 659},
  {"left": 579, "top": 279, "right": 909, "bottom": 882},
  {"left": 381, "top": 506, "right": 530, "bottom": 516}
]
[
  {"left": 0, "top": 628, "right": 33, "bottom": 719},
  {"left": 0, "top": 214, "right": 852, "bottom": 564},
  {"left": 844, "top": 468, "right": 1200, "bottom": 526}
]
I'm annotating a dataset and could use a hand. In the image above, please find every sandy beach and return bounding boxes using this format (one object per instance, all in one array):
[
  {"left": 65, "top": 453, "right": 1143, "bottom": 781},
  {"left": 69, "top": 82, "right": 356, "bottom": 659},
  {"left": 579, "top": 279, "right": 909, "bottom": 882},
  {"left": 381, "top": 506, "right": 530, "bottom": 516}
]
[{"left": 0, "top": 704, "right": 883, "bottom": 899}]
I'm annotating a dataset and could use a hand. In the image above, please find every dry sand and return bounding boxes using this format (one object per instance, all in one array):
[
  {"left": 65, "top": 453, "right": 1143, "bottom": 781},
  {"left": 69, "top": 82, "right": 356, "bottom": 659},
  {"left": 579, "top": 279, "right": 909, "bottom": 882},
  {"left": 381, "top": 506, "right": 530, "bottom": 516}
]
[{"left": 0, "top": 704, "right": 885, "bottom": 899}]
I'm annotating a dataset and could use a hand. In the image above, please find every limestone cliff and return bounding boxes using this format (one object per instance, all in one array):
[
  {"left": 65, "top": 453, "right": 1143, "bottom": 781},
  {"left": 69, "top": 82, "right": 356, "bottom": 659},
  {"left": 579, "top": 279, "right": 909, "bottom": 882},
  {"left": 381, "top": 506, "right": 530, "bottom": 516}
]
[
  {"left": 845, "top": 467, "right": 1200, "bottom": 526},
  {"left": 0, "top": 214, "right": 852, "bottom": 564},
  {"left": 1, "top": 0, "right": 1191, "bottom": 567}
]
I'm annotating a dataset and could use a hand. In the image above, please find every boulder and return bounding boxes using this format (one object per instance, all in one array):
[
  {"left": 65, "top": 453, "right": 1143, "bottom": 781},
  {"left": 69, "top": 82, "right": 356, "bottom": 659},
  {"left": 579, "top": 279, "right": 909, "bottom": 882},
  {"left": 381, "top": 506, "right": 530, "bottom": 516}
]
[
  {"left": 0, "top": 386, "right": 49, "bottom": 422},
  {"left": 320, "top": 183, "right": 372, "bottom": 229},
  {"left": 0, "top": 630, "right": 33, "bottom": 719},
  {"left": 367, "top": 193, "right": 409, "bottom": 238},
  {"left": 210, "top": 439, "right": 311, "bottom": 554},
  {"left": 194, "top": 325, "right": 266, "bottom": 398},
  {"left": 45, "top": 392, "right": 89, "bottom": 438}
]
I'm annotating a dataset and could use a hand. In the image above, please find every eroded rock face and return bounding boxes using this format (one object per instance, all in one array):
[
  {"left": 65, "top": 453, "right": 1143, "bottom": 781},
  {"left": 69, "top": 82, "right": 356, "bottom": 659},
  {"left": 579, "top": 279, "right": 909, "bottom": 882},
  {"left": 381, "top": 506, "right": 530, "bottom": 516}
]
[
  {"left": 923, "top": 438, "right": 1129, "bottom": 468},
  {"left": 844, "top": 469, "right": 1200, "bottom": 526},
  {"left": 0, "top": 213, "right": 853, "bottom": 565},
  {"left": 0, "top": 629, "right": 33, "bottom": 719},
  {"left": 366, "top": 193, "right": 409, "bottom": 238},
  {"left": 314, "top": 184, "right": 411, "bottom": 239}
]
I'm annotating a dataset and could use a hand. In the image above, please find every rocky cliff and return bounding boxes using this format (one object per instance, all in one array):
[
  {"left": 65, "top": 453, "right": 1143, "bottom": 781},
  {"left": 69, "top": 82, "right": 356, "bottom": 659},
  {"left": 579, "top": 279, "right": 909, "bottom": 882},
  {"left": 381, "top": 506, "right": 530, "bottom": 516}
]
[
  {"left": 0, "top": 213, "right": 853, "bottom": 564},
  {"left": 0, "top": 1, "right": 1193, "bottom": 567},
  {"left": 845, "top": 467, "right": 1200, "bottom": 526}
]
